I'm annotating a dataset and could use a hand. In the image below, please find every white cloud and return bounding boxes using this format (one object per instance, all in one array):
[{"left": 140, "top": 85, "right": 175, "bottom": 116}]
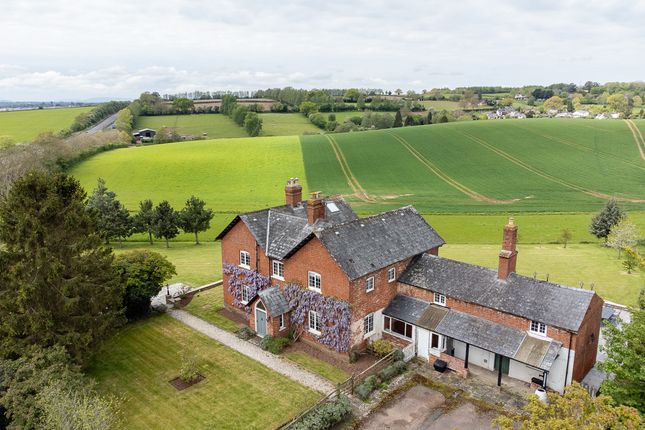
[{"left": 0, "top": 0, "right": 643, "bottom": 99}]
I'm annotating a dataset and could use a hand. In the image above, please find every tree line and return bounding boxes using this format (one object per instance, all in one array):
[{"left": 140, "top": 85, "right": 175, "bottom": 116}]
[
  {"left": 0, "top": 171, "right": 181, "bottom": 428},
  {"left": 87, "top": 178, "right": 214, "bottom": 247},
  {"left": 220, "top": 95, "right": 263, "bottom": 137}
]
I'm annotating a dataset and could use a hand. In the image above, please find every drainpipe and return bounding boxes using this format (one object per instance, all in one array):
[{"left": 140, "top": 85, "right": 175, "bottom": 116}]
[
  {"left": 564, "top": 332, "right": 573, "bottom": 387},
  {"left": 464, "top": 343, "right": 469, "bottom": 369}
]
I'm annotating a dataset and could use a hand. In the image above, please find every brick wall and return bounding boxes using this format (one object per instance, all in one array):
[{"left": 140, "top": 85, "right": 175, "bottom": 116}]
[{"left": 572, "top": 293, "right": 603, "bottom": 381}]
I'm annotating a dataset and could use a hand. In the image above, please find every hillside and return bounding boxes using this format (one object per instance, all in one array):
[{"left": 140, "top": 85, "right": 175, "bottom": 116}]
[{"left": 0, "top": 106, "right": 94, "bottom": 143}]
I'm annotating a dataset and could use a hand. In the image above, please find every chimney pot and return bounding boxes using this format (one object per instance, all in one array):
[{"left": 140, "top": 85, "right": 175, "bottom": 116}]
[{"left": 285, "top": 178, "right": 302, "bottom": 207}]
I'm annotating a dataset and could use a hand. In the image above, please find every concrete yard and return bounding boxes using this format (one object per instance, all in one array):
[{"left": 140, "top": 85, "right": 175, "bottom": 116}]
[{"left": 359, "top": 385, "right": 497, "bottom": 430}]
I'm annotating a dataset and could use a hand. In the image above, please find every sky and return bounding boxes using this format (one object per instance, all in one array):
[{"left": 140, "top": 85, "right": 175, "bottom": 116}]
[{"left": 1, "top": 0, "right": 643, "bottom": 101}]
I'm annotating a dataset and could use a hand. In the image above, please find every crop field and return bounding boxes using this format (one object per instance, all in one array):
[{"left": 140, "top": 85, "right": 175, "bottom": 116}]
[
  {"left": 301, "top": 119, "right": 645, "bottom": 214},
  {"left": 0, "top": 106, "right": 93, "bottom": 143},
  {"left": 258, "top": 113, "right": 320, "bottom": 135},
  {"left": 89, "top": 315, "right": 319, "bottom": 430},
  {"left": 70, "top": 135, "right": 308, "bottom": 237},
  {"left": 134, "top": 114, "right": 247, "bottom": 139}
]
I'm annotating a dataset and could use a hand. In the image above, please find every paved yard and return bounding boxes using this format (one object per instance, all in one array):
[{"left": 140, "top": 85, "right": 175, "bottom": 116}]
[{"left": 359, "top": 385, "right": 497, "bottom": 430}]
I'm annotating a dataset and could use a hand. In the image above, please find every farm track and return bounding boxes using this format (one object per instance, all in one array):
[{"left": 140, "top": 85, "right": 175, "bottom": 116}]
[
  {"left": 323, "top": 134, "right": 376, "bottom": 203},
  {"left": 508, "top": 122, "right": 645, "bottom": 171},
  {"left": 386, "top": 132, "right": 514, "bottom": 204},
  {"left": 456, "top": 130, "right": 645, "bottom": 203},
  {"left": 625, "top": 119, "right": 645, "bottom": 161}
]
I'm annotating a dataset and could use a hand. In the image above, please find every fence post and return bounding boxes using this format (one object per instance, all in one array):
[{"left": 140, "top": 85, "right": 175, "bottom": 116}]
[{"left": 350, "top": 374, "right": 355, "bottom": 395}]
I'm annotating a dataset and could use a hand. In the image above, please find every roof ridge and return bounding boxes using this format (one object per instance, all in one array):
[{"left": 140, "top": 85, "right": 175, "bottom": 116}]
[{"left": 320, "top": 205, "right": 419, "bottom": 233}]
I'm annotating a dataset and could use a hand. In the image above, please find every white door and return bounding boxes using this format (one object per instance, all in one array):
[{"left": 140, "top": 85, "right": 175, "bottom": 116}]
[{"left": 417, "top": 328, "right": 430, "bottom": 359}]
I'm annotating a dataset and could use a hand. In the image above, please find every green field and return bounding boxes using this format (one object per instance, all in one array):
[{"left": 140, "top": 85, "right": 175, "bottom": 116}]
[
  {"left": 89, "top": 315, "right": 319, "bottom": 430},
  {"left": 301, "top": 119, "right": 645, "bottom": 214},
  {"left": 420, "top": 100, "right": 462, "bottom": 110},
  {"left": 332, "top": 111, "right": 364, "bottom": 123},
  {"left": 0, "top": 106, "right": 94, "bottom": 143},
  {"left": 135, "top": 114, "right": 248, "bottom": 139},
  {"left": 259, "top": 113, "right": 321, "bottom": 135}
]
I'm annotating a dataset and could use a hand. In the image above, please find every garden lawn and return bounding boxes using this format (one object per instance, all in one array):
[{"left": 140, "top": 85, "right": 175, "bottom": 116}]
[
  {"left": 441, "top": 243, "right": 644, "bottom": 307},
  {"left": 134, "top": 114, "right": 247, "bottom": 139},
  {"left": 0, "top": 106, "right": 93, "bottom": 143},
  {"left": 259, "top": 113, "right": 321, "bottom": 136},
  {"left": 89, "top": 315, "right": 320, "bottom": 430},
  {"left": 285, "top": 352, "right": 349, "bottom": 384},
  {"left": 70, "top": 135, "right": 308, "bottom": 241},
  {"left": 183, "top": 286, "right": 240, "bottom": 332}
]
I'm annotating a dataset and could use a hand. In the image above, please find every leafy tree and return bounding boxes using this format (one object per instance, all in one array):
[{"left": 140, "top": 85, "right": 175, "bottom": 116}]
[
  {"left": 606, "top": 218, "right": 640, "bottom": 258},
  {"left": 494, "top": 383, "right": 642, "bottom": 429},
  {"left": 566, "top": 98, "right": 574, "bottom": 112},
  {"left": 633, "top": 95, "right": 643, "bottom": 108},
  {"left": 394, "top": 89, "right": 403, "bottom": 96},
  {"left": 589, "top": 198, "right": 625, "bottom": 241},
  {"left": 299, "top": 101, "right": 318, "bottom": 116},
  {"left": 622, "top": 247, "right": 643, "bottom": 274},
  {"left": 178, "top": 196, "right": 214, "bottom": 245},
  {"left": 309, "top": 113, "right": 327, "bottom": 129},
  {"left": 343, "top": 88, "right": 361, "bottom": 102},
  {"left": 543, "top": 95, "right": 564, "bottom": 111},
  {"left": 599, "top": 309, "right": 645, "bottom": 414},
  {"left": 560, "top": 228, "right": 573, "bottom": 248},
  {"left": 0, "top": 172, "right": 123, "bottom": 363},
  {"left": 500, "top": 96, "right": 514, "bottom": 107},
  {"left": 404, "top": 115, "right": 414, "bottom": 127},
  {"left": 220, "top": 95, "right": 237, "bottom": 116},
  {"left": 171, "top": 97, "right": 194, "bottom": 114},
  {"left": 243, "top": 111, "right": 262, "bottom": 137},
  {"left": 393, "top": 110, "right": 403, "bottom": 128},
  {"left": 327, "top": 113, "right": 336, "bottom": 122},
  {"left": 114, "top": 108, "right": 133, "bottom": 134},
  {"left": 152, "top": 200, "right": 179, "bottom": 248},
  {"left": 231, "top": 105, "right": 249, "bottom": 126},
  {"left": 356, "top": 95, "right": 365, "bottom": 110},
  {"left": 426, "top": 110, "right": 433, "bottom": 124},
  {"left": 607, "top": 93, "right": 628, "bottom": 113},
  {"left": 133, "top": 199, "right": 154, "bottom": 245},
  {"left": 87, "top": 178, "right": 132, "bottom": 244},
  {"left": 114, "top": 250, "right": 176, "bottom": 320}
]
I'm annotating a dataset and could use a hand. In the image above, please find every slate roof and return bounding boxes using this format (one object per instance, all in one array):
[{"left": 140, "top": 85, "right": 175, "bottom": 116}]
[
  {"left": 399, "top": 254, "right": 594, "bottom": 332},
  {"left": 383, "top": 294, "right": 561, "bottom": 370},
  {"left": 318, "top": 206, "right": 445, "bottom": 280},
  {"left": 257, "top": 286, "right": 290, "bottom": 316},
  {"left": 215, "top": 198, "right": 357, "bottom": 260}
]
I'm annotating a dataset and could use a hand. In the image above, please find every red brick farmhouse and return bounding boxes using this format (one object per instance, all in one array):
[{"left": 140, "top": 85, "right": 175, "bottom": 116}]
[{"left": 216, "top": 178, "right": 603, "bottom": 393}]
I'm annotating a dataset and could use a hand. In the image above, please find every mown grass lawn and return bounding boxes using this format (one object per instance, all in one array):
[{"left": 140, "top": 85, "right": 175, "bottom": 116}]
[
  {"left": 89, "top": 315, "right": 320, "bottom": 430},
  {"left": 0, "top": 106, "right": 93, "bottom": 143},
  {"left": 441, "top": 243, "right": 644, "bottom": 307},
  {"left": 183, "top": 286, "right": 240, "bottom": 332},
  {"left": 259, "top": 113, "right": 321, "bottom": 136},
  {"left": 285, "top": 352, "right": 349, "bottom": 384},
  {"left": 134, "top": 114, "right": 247, "bottom": 139}
]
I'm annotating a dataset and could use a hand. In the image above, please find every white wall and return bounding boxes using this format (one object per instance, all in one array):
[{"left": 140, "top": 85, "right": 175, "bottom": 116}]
[
  {"left": 354, "top": 308, "right": 385, "bottom": 345},
  {"left": 452, "top": 340, "right": 496, "bottom": 371},
  {"left": 546, "top": 346, "right": 574, "bottom": 393},
  {"left": 508, "top": 360, "right": 542, "bottom": 385},
  {"left": 417, "top": 328, "right": 430, "bottom": 359}
]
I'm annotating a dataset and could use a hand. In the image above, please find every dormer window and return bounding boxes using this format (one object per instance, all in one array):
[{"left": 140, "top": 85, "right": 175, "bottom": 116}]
[
  {"left": 530, "top": 320, "right": 547, "bottom": 336},
  {"left": 239, "top": 251, "right": 251, "bottom": 269}
]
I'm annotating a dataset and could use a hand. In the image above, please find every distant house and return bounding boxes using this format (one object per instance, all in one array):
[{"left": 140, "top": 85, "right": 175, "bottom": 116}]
[
  {"left": 132, "top": 128, "right": 156, "bottom": 142},
  {"left": 610, "top": 112, "right": 621, "bottom": 119},
  {"left": 508, "top": 111, "right": 526, "bottom": 119},
  {"left": 217, "top": 178, "right": 603, "bottom": 393},
  {"left": 555, "top": 112, "right": 572, "bottom": 118},
  {"left": 514, "top": 94, "right": 527, "bottom": 101}
]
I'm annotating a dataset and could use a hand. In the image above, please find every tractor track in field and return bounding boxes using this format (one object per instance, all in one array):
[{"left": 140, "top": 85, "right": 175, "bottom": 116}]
[
  {"left": 624, "top": 119, "right": 645, "bottom": 161},
  {"left": 386, "top": 132, "right": 515, "bottom": 204},
  {"left": 324, "top": 134, "right": 376, "bottom": 203},
  {"left": 507, "top": 123, "right": 645, "bottom": 172},
  {"left": 456, "top": 130, "right": 645, "bottom": 203}
]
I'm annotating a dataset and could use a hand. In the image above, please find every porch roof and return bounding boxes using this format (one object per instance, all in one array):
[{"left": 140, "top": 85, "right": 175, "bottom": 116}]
[{"left": 256, "top": 286, "right": 290, "bottom": 316}]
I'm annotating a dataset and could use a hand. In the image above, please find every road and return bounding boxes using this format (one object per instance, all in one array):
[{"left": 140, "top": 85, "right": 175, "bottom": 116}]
[{"left": 85, "top": 112, "right": 118, "bottom": 134}]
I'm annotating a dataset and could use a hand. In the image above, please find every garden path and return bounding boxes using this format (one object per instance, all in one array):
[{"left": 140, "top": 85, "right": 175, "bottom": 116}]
[{"left": 169, "top": 309, "right": 335, "bottom": 394}]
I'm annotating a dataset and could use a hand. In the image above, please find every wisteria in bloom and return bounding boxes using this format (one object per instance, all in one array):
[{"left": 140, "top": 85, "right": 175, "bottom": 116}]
[
  {"left": 223, "top": 263, "right": 271, "bottom": 319},
  {"left": 284, "top": 283, "right": 351, "bottom": 353}
]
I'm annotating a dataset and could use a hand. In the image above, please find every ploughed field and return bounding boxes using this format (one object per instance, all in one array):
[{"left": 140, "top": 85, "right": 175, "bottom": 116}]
[{"left": 0, "top": 106, "right": 94, "bottom": 143}]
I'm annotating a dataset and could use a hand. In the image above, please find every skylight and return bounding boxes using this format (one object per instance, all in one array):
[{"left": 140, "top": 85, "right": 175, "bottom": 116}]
[{"left": 326, "top": 202, "right": 339, "bottom": 212}]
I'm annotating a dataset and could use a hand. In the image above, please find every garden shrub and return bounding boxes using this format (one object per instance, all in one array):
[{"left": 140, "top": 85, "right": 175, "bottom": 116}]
[
  {"left": 260, "top": 335, "right": 290, "bottom": 354},
  {"left": 236, "top": 327, "right": 255, "bottom": 340},
  {"left": 291, "top": 394, "right": 350, "bottom": 430},
  {"left": 355, "top": 375, "right": 379, "bottom": 401},
  {"left": 179, "top": 353, "right": 200, "bottom": 383},
  {"left": 392, "top": 349, "right": 405, "bottom": 362},
  {"left": 371, "top": 339, "right": 395, "bottom": 357},
  {"left": 378, "top": 360, "right": 407, "bottom": 382}
]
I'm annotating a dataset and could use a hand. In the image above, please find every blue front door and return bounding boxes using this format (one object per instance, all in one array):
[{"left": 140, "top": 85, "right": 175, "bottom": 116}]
[{"left": 256, "top": 307, "right": 267, "bottom": 337}]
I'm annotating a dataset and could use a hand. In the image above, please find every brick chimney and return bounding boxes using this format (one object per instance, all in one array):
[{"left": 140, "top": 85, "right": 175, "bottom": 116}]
[
  {"left": 307, "top": 192, "right": 325, "bottom": 224},
  {"left": 285, "top": 178, "right": 302, "bottom": 207},
  {"left": 498, "top": 217, "right": 518, "bottom": 280}
]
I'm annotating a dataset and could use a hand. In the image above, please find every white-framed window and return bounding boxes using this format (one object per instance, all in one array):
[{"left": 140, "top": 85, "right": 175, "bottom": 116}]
[
  {"left": 433, "top": 292, "right": 446, "bottom": 306},
  {"left": 308, "top": 310, "right": 321, "bottom": 334},
  {"left": 308, "top": 271, "right": 321, "bottom": 292},
  {"left": 366, "top": 276, "right": 375, "bottom": 292},
  {"left": 272, "top": 260, "right": 284, "bottom": 279},
  {"left": 364, "top": 313, "right": 374, "bottom": 336},
  {"left": 279, "top": 314, "right": 286, "bottom": 330},
  {"left": 383, "top": 316, "right": 413, "bottom": 339},
  {"left": 239, "top": 250, "right": 251, "bottom": 268},
  {"left": 387, "top": 267, "right": 396, "bottom": 282},
  {"left": 241, "top": 285, "right": 251, "bottom": 304},
  {"left": 530, "top": 320, "right": 547, "bottom": 336}
]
